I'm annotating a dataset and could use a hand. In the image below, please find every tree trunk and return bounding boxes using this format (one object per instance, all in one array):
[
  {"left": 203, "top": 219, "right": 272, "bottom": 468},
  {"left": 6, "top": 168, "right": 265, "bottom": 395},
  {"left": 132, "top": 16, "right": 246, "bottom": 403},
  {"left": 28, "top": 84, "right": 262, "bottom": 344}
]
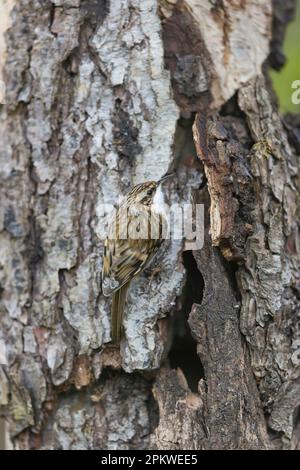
[{"left": 0, "top": 0, "right": 299, "bottom": 450}]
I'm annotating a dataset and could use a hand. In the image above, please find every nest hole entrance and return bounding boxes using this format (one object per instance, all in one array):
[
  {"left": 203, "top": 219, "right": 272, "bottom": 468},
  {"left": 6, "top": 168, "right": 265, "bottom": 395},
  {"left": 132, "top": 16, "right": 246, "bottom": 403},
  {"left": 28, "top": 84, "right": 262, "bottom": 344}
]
[{"left": 168, "top": 251, "right": 204, "bottom": 393}]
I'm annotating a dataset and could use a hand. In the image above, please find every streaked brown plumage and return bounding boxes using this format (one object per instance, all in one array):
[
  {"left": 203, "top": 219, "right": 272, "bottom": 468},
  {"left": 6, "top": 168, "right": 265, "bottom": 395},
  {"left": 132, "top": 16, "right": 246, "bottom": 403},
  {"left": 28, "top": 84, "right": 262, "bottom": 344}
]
[{"left": 102, "top": 177, "right": 169, "bottom": 345}]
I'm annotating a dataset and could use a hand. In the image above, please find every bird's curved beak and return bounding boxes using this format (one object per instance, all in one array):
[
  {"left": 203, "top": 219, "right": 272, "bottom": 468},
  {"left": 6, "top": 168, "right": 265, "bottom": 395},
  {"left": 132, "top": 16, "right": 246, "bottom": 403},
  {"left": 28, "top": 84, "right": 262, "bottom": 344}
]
[{"left": 158, "top": 173, "right": 174, "bottom": 185}]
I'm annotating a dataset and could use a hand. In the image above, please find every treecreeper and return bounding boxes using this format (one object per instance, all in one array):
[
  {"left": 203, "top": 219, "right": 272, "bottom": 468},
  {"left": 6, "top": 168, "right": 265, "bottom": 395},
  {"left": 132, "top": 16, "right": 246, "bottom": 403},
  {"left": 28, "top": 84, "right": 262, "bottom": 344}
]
[{"left": 102, "top": 174, "right": 171, "bottom": 345}]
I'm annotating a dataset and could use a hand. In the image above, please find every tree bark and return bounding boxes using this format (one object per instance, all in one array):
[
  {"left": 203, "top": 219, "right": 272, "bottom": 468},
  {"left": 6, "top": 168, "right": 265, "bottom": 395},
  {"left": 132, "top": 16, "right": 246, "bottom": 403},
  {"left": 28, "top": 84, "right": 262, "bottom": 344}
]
[{"left": 0, "top": 0, "right": 299, "bottom": 450}]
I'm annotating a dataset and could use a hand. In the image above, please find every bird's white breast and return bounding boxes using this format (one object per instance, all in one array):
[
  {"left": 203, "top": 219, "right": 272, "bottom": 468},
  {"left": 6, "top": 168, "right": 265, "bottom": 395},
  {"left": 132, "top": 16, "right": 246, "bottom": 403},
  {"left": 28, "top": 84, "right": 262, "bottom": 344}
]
[{"left": 153, "top": 185, "right": 168, "bottom": 218}]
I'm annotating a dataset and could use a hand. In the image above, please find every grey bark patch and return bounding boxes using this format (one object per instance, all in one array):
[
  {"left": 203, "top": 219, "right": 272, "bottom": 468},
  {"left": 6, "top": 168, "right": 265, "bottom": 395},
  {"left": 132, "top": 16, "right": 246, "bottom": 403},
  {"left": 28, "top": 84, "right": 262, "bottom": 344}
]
[
  {"left": 46, "top": 371, "right": 152, "bottom": 450},
  {"left": 174, "top": 55, "right": 208, "bottom": 97},
  {"left": 4, "top": 206, "right": 25, "bottom": 238},
  {"left": 112, "top": 102, "right": 142, "bottom": 159},
  {"left": 235, "top": 75, "right": 300, "bottom": 444},
  {"left": 80, "top": 0, "right": 110, "bottom": 28}
]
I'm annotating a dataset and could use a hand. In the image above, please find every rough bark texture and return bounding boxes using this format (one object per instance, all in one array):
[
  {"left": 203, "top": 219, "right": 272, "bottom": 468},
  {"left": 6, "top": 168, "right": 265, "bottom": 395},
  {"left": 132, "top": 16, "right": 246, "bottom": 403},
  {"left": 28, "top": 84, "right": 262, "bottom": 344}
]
[{"left": 0, "top": 0, "right": 299, "bottom": 450}]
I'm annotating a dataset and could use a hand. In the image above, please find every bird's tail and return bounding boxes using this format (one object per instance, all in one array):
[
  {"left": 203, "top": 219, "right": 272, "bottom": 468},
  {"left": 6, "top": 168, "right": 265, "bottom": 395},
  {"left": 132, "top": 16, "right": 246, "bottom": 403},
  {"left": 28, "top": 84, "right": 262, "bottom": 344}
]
[{"left": 111, "top": 282, "right": 130, "bottom": 345}]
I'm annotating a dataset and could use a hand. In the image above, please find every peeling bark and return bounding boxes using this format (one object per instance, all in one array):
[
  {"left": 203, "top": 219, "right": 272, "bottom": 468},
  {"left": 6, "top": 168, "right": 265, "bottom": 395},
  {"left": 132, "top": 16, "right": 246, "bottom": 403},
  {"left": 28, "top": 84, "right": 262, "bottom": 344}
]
[{"left": 1, "top": 0, "right": 299, "bottom": 450}]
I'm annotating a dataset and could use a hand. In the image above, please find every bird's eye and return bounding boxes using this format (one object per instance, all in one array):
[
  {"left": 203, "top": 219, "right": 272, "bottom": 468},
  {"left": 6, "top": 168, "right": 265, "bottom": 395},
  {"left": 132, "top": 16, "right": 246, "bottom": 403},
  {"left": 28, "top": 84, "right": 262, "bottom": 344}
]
[{"left": 147, "top": 189, "right": 153, "bottom": 196}]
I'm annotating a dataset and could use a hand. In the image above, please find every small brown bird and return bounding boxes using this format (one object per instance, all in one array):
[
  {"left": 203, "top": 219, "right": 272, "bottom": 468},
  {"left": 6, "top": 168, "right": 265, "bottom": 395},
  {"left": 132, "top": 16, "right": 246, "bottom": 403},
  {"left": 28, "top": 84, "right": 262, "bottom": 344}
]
[{"left": 102, "top": 175, "right": 171, "bottom": 345}]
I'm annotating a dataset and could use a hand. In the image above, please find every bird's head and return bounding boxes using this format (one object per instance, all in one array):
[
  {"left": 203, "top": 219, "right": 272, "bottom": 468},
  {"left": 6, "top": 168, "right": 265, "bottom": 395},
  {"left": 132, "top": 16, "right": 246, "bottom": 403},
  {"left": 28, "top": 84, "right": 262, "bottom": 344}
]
[{"left": 127, "top": 174, "right": 172, "bottom": 207}]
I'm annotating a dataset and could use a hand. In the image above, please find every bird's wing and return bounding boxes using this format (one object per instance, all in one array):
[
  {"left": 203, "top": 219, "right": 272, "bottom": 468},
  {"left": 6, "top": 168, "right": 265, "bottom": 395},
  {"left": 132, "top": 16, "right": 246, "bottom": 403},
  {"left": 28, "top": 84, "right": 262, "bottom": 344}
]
[
  {"left": 102, "top": 203, "right": 164, "bottom": 296},
  {"left": 102, "top": 237, "right": 159, "bottom": 296}
]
